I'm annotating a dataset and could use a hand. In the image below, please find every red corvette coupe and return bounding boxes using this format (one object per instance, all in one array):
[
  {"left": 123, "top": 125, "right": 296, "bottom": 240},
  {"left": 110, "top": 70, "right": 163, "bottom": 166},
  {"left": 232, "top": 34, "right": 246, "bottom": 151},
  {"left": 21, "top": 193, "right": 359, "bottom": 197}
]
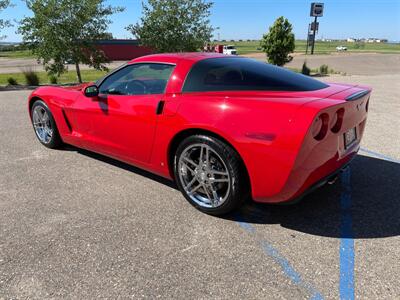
[{"left": 28, "top": 53, "right": 371, "bottom": 215}]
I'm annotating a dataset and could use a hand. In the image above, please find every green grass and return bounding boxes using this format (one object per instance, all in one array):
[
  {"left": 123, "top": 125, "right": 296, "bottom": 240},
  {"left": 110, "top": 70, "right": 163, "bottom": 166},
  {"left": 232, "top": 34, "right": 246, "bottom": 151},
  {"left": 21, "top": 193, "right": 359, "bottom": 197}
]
[
  {"left": 217, "top": 40, "right": 400, "bottom": 55},
  {"left": 294, "top": 40, "right": 400, "bottom": 54},
  {"left": 0, "top": 69, "right": 107, "bottom": 86},
  {"left": 0, "top": 50, "right": 36, "bottom": 59}
]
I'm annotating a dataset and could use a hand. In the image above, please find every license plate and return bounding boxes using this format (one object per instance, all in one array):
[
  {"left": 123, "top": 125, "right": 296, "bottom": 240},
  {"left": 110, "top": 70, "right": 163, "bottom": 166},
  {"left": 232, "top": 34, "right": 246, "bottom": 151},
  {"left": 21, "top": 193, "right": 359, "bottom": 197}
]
[{"left": 344, "top": 127, "right": 357, "bottom": 149}]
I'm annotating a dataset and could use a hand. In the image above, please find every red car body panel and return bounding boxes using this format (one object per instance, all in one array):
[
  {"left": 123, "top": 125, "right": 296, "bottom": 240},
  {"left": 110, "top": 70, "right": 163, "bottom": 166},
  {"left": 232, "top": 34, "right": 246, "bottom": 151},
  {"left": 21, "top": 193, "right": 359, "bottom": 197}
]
[{"left": 28, "top": 53, "right": 371, "bottom": 203}]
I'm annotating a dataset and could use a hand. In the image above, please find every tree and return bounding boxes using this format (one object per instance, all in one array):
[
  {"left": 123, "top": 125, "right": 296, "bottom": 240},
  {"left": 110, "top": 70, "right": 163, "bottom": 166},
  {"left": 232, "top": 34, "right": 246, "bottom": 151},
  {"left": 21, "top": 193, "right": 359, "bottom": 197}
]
[
  {"left": 260, "top": 16, "right": 295, "bottom": 66},
  {"left": 0, "top": 0, "right": 11, "bottom": 40},
  {"left": 127, "top": 0, "right": 215, "bottom": 53},
  {"left": 18, "top": 0, "right": 124, "bottom": 83}
]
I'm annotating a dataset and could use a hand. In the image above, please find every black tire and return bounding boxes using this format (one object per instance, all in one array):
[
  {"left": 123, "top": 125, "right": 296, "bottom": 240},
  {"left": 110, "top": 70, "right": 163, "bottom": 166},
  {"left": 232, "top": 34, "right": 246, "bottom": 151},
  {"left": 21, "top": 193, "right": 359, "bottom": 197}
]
[
  {"left": 173, "top": 134, "right": 249, "bottom": 215},
  {"left": 31, "top": 100, "right": 63, "bottom": 149}
]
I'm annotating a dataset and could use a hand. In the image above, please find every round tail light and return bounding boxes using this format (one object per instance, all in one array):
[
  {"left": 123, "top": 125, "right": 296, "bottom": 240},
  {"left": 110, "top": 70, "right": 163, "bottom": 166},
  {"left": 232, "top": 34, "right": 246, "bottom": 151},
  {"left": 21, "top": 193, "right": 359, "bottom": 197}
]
[
  {"left": 331, "top": 108, "right": 344, "bottom": 133},
  {"left": 312, "top": 113, "right": 329, "bottom": 140}
]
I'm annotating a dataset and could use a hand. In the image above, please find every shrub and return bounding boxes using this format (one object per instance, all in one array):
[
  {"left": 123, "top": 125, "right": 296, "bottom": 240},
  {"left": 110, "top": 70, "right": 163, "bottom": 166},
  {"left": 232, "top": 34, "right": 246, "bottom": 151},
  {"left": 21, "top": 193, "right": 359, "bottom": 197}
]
[
  {"left": 301, "top": 61, "right": 311, "bottom": 76},
  {"left": 319, "top": 64, "right": 329, "bottom": 75},
  {"left": 49, "top": 75, "right": 58, "bottom": 84},
  {"left": 260, "top": 16, "right": 295, "bottom": 66},
  {"left": 23, "top": 70, "right": 40, "bottom": 86},
  {"left": 7, "top": 77, "right": 18, "bottom": 85}
]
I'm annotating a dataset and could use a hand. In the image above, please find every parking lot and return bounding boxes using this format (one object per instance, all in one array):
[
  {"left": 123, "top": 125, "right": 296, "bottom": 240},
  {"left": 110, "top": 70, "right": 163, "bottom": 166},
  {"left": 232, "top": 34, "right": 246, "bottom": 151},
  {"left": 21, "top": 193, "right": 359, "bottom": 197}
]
[{"left": 0, "top": 61, "right": 399, "bottom": 298}]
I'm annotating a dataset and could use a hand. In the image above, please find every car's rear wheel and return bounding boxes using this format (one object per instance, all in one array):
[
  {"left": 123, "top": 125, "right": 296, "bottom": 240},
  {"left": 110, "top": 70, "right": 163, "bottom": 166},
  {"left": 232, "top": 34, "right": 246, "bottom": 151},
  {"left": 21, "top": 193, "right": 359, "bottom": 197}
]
[
  {"left": 31, "top": 100, "right": 62, "bottom": 148},
  {"left": 174, "top": 135, "right": 248, "bottom": 215}
]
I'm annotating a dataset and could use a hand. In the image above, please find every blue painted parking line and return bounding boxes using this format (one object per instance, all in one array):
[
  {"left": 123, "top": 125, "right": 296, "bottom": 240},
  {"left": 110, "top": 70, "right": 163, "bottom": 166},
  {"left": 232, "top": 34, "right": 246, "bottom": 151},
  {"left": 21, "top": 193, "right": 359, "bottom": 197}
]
[
  {"left": 339, "top": 167, "right": 355, "bottom": 300},
  {"left": 360, "top": 148, "right": 400, "bottom": 164},
  {"left": 235, "top": 215, "right": 324, "bottom": 299},
  {"left": 236, "top": 148, "right": 397, "bottom": 299}
]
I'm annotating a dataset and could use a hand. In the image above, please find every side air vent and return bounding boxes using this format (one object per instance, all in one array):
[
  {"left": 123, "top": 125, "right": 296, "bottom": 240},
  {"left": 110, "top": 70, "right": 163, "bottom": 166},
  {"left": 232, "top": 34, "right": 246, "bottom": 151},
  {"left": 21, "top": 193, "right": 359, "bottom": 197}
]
[{"left": 61, "top": 108, "right": 73, "bottom": 132}]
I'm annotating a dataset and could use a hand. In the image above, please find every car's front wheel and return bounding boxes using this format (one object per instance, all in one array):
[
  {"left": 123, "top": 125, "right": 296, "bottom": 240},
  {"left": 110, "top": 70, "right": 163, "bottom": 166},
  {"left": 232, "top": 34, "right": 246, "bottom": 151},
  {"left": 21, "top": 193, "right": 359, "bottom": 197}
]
[
  {"left": 174, "top": 135, "right": 248, "bottom": 215},
  {"left": 31, "top": 100, "right": 62, "bottom": 148}
]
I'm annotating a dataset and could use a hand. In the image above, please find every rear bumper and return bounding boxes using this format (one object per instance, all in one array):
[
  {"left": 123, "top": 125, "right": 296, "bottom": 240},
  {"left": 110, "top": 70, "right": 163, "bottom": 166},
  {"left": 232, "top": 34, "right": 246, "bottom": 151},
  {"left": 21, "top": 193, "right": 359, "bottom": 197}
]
[
  {"left": 252, "top": 146, "right": 358, "bottom": 204},
  {"left": 280, "top": 154, "right": 355, "bottom": 205}
]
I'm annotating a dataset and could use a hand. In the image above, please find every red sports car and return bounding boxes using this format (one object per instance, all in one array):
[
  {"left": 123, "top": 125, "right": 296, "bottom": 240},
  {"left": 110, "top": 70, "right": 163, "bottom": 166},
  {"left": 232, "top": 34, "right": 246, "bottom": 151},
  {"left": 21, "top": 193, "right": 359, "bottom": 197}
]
[{"left": 28, "top": 53, "right": 371, "bottom": 215}]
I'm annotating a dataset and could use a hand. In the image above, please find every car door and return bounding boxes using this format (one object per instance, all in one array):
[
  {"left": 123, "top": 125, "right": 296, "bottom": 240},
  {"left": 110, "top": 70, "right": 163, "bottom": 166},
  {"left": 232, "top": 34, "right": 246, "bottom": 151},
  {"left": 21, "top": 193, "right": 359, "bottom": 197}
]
[{"left": 73, "top": 63, "right": 175, "bottom": 164}]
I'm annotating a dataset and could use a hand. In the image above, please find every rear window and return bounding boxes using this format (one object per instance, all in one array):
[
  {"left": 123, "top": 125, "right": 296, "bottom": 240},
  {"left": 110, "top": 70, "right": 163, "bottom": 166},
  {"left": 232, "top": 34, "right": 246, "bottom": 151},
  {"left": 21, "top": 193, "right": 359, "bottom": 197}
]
[{"left": 182, "top": 57, "right": 328, "bottom": 92}]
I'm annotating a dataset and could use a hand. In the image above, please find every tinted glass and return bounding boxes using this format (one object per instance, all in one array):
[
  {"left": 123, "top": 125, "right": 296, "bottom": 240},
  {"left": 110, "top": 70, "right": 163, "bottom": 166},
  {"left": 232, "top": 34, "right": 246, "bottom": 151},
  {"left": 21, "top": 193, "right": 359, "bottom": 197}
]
[
  {"left": 183, "top": 57, "right": 328, "bottom": 92},
  {"left": 99, "top": 63, "right": 175, "bottom": 95}
]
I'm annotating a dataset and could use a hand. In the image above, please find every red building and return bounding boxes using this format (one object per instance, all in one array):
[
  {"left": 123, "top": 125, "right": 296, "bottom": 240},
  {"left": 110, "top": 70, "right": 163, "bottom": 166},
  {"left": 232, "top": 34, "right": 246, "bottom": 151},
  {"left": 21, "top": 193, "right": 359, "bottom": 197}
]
[{"left": 94, "top": 39, "right": 153, "bottom": 61}]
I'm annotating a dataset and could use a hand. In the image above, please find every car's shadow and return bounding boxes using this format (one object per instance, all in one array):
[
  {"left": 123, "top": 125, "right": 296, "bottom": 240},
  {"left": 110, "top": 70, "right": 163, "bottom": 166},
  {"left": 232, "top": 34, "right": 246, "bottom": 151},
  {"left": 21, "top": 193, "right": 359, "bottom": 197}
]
[
  {"left": 63, "top": 146, "right": 399, "bottom": 239},
  {"left": 232, "top": 154, "right": 400, "bottom": 239}
]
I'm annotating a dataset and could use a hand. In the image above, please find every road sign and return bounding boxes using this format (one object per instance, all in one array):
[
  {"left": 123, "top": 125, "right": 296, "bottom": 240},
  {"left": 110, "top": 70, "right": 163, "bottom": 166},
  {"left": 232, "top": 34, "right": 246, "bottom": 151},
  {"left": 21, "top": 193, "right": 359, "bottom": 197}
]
[
  {"left": 310, "top": 3, "right": 324, "bottom": 17},
  {"left": 310, "top": 22, "right": 319, "bottom": 32},
  {"left": 308, "top": 34, "right": 314, "bottom": 46}
]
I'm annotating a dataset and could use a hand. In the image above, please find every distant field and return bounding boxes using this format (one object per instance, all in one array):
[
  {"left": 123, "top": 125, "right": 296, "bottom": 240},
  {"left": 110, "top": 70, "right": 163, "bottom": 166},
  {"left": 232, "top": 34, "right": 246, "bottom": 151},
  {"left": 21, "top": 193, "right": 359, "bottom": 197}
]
[
  {"left": 294, "top": 40, "right": 400, "bottom": 54},
  {"left": 0, "top": 50, "right": 35, "bottom": 59},
  {"left": 218, "top": 40, "right": 400, "bottom": 55},
  {"left": 1, "top": 41, "right": 399, "bottom": 60},
  {"left": 0, "top": 69, "right": 107, "bottom": 86}
]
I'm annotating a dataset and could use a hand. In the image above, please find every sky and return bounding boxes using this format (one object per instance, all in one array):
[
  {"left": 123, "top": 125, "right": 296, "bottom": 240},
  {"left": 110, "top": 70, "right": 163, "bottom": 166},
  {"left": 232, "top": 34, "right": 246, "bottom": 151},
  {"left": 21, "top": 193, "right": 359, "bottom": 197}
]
[{"left": 1, "top": 0, "right": 400, "bottom": 42}]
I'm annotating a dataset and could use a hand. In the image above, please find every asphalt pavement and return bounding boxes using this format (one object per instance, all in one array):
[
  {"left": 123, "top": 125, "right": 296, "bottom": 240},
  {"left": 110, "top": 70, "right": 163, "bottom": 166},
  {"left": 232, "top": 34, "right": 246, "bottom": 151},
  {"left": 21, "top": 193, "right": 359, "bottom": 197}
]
[{"left": 0, "top": 74, "right": 399, "bottom": 299}]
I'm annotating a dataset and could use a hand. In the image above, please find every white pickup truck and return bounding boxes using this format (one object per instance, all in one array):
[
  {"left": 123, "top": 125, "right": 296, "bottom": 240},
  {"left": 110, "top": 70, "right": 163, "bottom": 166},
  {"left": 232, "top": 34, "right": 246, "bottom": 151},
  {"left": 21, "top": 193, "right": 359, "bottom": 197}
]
[{"left": 223, "top": 45, "right": 237, "bottom": 55}]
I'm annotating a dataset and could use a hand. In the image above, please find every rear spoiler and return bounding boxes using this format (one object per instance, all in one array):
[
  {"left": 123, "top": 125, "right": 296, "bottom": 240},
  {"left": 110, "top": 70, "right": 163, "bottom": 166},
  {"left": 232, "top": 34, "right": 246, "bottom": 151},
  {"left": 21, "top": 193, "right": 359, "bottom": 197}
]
[{"left": 345, "top": 90, "right": 370, "bottom": 101}]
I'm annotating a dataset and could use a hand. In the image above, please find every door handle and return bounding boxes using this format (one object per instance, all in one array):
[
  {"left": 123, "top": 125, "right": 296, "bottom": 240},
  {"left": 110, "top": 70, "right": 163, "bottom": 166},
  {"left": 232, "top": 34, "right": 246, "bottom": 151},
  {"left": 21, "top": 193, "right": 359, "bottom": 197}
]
[{"left": 156, "top": 100, "right": 165, "bottom": 115}]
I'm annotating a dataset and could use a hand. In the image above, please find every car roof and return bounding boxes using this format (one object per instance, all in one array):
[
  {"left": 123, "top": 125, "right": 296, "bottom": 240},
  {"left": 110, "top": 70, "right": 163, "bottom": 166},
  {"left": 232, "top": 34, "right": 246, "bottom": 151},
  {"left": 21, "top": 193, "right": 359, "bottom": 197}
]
[{"left": 128, "top": 52, "right": 229, "bottom": 65}]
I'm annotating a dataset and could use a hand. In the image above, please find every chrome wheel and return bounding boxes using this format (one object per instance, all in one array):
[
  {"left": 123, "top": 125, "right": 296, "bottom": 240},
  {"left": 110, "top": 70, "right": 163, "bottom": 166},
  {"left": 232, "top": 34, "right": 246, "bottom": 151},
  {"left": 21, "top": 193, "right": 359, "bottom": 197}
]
[
  {"left": 32, "top": 105, "right": 53, "bottom": 144},
  {"left": 178, "top": 143, "right": 231, "bottom": 208}
]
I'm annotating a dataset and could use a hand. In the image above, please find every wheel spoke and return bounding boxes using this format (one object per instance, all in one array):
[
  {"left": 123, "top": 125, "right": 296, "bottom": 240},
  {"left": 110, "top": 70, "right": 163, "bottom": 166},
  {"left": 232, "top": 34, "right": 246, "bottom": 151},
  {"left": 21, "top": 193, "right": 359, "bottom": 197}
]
[
  {"left": 33, "top": 110, "right": 40, "bottom": 122},
  {"left": 183, "top": 157, "right": 198, "bottom": 169},
  {"left": 190, "top": 183, "right": 202, "bottom": 194},
  {"left": 201, "top": 183, "right": 212, "bottom": 202},
  {"left": 205, "top": 146, "right": 209, "bottom": 166},
  {"left": 42, "top": 112, "right": 48, "bottom": 122},
  {"left": 181, "top": 161, "right": 196, "bottom": 174},
  {"left": 45, "top": 127, "right": 53, "bottom": 137},
  {"left": 199, "top": 145, "right": 204, "bottom": 164},
  {"left": 210, "top": 170, "right": 229, "bottom": 177},
  {"left": 184, "top": 177, "right": 197, "bottom": 190},
  {"left": 209, "top": 185, "right": 220, "bottom": 207},
  {"left": 186, "top": 178, "right": 202, "bottom": 195},
  {"left": 209, "top": 177, "right": 229, "bottom": 183}
]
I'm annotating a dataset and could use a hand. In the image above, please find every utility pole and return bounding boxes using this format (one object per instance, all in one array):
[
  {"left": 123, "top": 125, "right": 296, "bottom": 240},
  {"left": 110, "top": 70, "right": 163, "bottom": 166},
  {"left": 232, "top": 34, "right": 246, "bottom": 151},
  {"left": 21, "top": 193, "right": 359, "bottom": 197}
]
[{"left": 306, "top": 23, "right": 310, "bottom": 55}]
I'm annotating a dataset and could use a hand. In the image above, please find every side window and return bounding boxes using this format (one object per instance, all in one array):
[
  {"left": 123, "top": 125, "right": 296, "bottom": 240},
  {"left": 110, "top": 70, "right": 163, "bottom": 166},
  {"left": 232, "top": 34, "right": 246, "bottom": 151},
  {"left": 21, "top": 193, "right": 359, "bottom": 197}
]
[{"left": 99, "top": 63, "right": 175, "bottom": 96}]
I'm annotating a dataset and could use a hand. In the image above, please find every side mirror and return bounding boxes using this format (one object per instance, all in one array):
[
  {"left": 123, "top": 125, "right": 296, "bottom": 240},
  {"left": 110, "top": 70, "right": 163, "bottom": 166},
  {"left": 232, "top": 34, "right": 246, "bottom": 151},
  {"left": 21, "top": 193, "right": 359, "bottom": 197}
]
[{"left": 84, "top": 85, "right": 99, "bottom": 97}]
